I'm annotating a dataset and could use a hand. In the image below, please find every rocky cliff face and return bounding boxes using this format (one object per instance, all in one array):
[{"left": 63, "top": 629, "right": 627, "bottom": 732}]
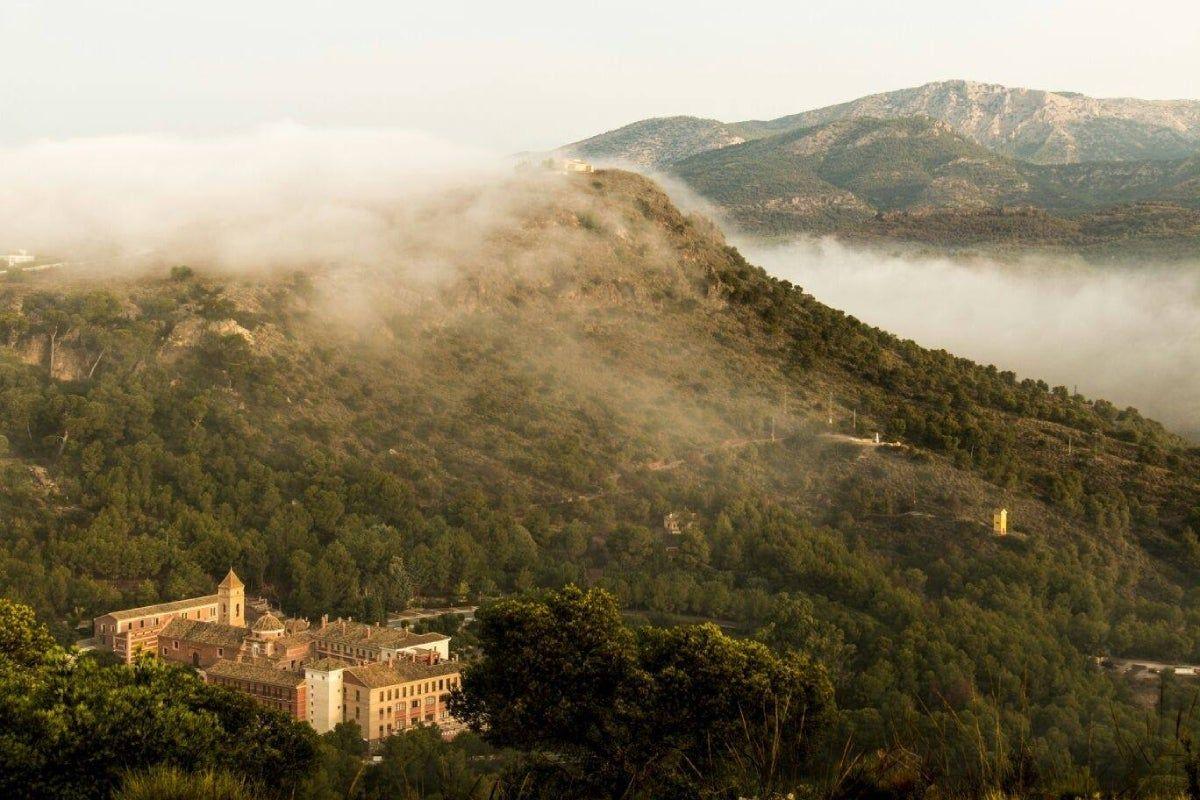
[{"left": 757, "top": 80, "right": 1200, "bottom": 164}]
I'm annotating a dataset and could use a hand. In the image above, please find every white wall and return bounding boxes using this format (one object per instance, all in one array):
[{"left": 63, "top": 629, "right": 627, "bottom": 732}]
[{"left": 305, "top": 666, "right": 345, "bottom": 734}]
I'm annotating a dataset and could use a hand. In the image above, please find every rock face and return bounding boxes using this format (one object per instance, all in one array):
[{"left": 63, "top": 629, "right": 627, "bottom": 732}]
[{"left": 747, "top": 80, "right": 1200, "bottom": 164}]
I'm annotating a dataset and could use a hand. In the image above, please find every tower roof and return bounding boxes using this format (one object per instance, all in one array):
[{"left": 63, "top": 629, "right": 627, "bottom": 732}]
[{"left": 218, "top": 569, "right": 244, "bottom": 590}]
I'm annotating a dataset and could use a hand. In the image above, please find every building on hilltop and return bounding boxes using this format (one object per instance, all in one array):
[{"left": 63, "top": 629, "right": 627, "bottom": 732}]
[
  {"left": 92, "top": 569, "right": 245, "bottom": 663},
  {"left": 523, "top": 156, "right": 595, "bottom": 174},
  {"left": 4, "top": 250, "right": 34, "bottom": 267}
]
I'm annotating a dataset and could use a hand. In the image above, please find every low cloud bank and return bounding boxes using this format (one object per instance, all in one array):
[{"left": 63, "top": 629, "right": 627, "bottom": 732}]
[
  {"left": 0, "top": 124, "right": 505, "bottom": 271},
  {"left": 743, "top": 238, "right": 1200, "bottom": 438}
]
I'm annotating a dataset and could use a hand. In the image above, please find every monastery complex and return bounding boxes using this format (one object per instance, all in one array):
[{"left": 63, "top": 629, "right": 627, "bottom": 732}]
[{"left": 92, "top": 570, "right": 462, "bottom": 743}]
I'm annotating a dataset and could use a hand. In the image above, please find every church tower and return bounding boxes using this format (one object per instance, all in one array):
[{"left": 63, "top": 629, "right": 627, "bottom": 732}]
[{"left": 217, "top": 569, "right": 245, "bottom": 627}]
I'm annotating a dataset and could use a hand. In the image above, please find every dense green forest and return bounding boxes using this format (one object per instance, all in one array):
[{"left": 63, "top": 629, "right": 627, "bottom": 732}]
[{"left": 1, "top": 169, "right": 1200, "bottom": 796}]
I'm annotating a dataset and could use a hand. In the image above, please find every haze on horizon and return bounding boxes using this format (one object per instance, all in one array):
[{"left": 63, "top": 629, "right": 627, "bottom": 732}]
[{"left": 2, "top": 1, "right": 1199, "bottom": 153}]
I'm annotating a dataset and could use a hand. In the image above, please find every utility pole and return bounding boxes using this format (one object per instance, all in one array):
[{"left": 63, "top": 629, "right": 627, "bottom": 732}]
[
  {"left": 852, "top": 409, "right": 857, "bottom": 433},
  {"left": 827, "top": 392, "right": 833, "bottom": 427},
  {"left": 779, "top": 390, "right": 787, "bottom": 441}
]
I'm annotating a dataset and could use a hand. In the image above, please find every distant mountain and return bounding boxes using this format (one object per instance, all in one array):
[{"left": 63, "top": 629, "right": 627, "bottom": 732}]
[
  {"left": 671, "top": 116, "right": 1065, "bottom": 230},
  {"left": 562, "top": 100, "right": 1200, "bottom": 253},
  {"left": 562, "top": 80, "right": 1200, "bottom": 168},
  {"left": 756, "top": 80, "right": 1200, "bottom": 164}
]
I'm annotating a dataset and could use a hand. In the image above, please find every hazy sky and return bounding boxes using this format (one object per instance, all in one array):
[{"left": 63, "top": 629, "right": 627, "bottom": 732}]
[{"left": 2, "top": 1, "right": 1198, "bottom": 152}]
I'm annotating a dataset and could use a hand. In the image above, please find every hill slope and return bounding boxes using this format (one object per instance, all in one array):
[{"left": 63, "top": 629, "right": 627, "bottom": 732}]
[{"left": 1, "top": 170, "right": 1199, "bottom": 789}]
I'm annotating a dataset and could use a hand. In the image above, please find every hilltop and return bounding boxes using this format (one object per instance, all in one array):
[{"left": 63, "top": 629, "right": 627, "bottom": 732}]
[{"left": 1, "top": 170, "right": 1199, "bottom": 790}]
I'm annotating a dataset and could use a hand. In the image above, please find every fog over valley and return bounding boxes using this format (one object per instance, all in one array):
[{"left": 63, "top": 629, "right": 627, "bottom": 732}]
[
  {"left": 3, "top": 125, "right": 1197, "bottom": 442},
  {"left": 743, "top": 238, "right": 1200, "bottom": 439}
]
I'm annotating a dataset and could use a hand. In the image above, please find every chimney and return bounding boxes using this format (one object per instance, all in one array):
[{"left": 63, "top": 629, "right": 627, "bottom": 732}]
[{"left": 320, "top": 614, "right": 328, "bottom": 630}]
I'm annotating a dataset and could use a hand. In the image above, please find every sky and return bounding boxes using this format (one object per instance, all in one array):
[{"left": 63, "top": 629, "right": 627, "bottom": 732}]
[{"left": 2, "top": 1, "right": 1199, "bottom": 152}]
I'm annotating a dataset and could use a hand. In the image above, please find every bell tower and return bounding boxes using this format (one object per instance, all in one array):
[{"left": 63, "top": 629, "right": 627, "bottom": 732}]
[{"left": 217, "top": 569, "right": 245, "bottom": 627}]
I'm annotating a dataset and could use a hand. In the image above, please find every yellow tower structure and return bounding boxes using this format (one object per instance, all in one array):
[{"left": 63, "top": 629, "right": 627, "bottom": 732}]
[
  {"left": 217, "top": 569, "right": 245, "bottom": 627},
  {"left": 992, "top": 508, "right": 1008, "bottom": 536}
]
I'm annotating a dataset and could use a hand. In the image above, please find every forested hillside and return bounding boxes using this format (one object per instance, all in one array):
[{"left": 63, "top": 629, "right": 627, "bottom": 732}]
[{"left": 3, "top": 169, "right": 1200, "bottom": 793}]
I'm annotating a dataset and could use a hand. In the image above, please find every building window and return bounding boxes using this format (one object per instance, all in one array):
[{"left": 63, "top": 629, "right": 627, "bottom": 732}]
[
  {"left": 218, "top": 648, "right": 224, "bottom": 657},
  {"left": 173, "top": 640, "right": 179, "bottom": 650}
]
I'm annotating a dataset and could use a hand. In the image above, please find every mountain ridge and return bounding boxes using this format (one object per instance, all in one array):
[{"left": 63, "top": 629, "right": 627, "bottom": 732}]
[
  {"left": 561, "top": 79, "right": 1200, "bottom": 167},
  {"left": 565, "top": 109, "right": 1200, "bottom": 252}
]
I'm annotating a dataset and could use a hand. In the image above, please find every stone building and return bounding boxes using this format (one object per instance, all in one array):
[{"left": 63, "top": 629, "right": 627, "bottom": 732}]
[
  {"left": 310, "top": 617, "right": 451, "bottom": 665},
  {"left": 159, "top": 617, "right": 249, "bottom": 668},
  {"left": 306, "top": 657, "right": 463, "bottom": 742},
  {"left": 92, "top": 569, "right": 245, "bottom": 663},
  {"left": 206, "top": 659, "right": 308, "bottom": 720},
  {"left": 94, "top": 567, "right": 465, "bottom": 744}
]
